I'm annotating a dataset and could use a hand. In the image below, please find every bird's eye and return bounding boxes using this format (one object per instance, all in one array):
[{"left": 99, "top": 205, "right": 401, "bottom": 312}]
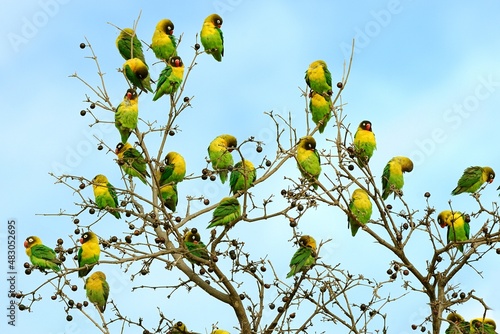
[
  {"left": 217, "top": 19, "right": 221, "bottom": 24},
  {"left": 490, "top": 173, "right": 495, "bottom": 179},
  {"left": 176, "top": 321, "right": 183, "bottom": 326},
  {"left": 83, "top": 233, "right": 88, "bottom": 239},
  {"left": 28, "top": 237, "right": 33, "bottom": 243}
]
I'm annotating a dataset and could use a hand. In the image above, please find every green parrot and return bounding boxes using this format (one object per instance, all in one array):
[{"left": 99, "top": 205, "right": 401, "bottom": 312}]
[
  {"left": 158, "top": 151, "right": 186, "bottom": 185},
  {"left": 78, "top": 231, "right": 100, "bottom": 277},
  {"left": 296, "top": 136, "right": 321, "bottom": 190},
  {"left": 208, "top": 134, "right": 237, "bottom": 184},
  {"left": 183, "top": 228, "right": 209, "bottom": 265},
  {"left": 348, "top": 189, "right": 373, "bottom": 237},
  {"left": 153, "top": 56, "right": 185, "bottom": 101},
  {"left": 24, "top": 236, "right": 61, "bottom": 272},
  {"left": 115, "top": 88, "right": 139, "bottom": 144},
  {"left": 151, "top": 19, "right": 177, "bottom": 61},
  {"left": 116, "top": 28, "right": 147, "bottom": 65},
  {"left": 445, "top": 313, "right": 470, "bottom": 334},
  {"left": 381, "top": 156, "right": 414, "bottom": 200},
  {"left": 438, "top": 210, "right": 470, "bottom": 253},
  {"left": 92, "top": 174, "right": 120, "bottom": 219},
  {"left": 353, "top": 120, "right": 376, "bottom": 166},
  {"left": 286, "top": 235, "right": 317, "bottom": 278},
  {"left": 115, "top": 142, "right": 150, "bottom": 184},
  {"left": 85, "top": 271, "right": 109, "bottom": 313},
  {"left": 309, "top": 91, "right": 332, "bottom": 134},
  {"left": 451, "top": 166, "right": 495, "bottom": 195},
  {"left": 207, "top": 197, "right": 241, "bottom": 228},
  {"left": 123, "top": 58, "right": 153, "bottom": 93},
  {"left": 230, "top": 159, "right": 257, "bottom": 195},
  {"left": 159, "top": 184, "right": 178, "bottom": 211},
  {"left": 200, "top": 14, "right": 224, "bottom": 61},
  {"left": 470, "top": 318, "right": 496, "bottom": 334},
  {"left": 305, "top": 60, "right": 332, "bottom": 96}
]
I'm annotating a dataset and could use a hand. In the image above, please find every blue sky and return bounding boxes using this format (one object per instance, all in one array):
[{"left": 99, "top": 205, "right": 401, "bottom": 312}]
[{"left": 2, "top": 1, "right": 500, "bottom": 333}]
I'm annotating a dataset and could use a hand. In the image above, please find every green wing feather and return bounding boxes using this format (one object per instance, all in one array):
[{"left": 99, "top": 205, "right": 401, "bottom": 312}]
[
  {"left": 207, "top": 197, "right": 241, "bottom": 228},
  {"left": 30, "top": 244, "right": 61, "bottom": 271},
  {"left": 286, "top": 247, "right": 315, "bottom": 278},
  {"left": 452, "top": 167, "right": 482, "bottom": 195},
  {"left": 122, "top": 147, "right": 150, "bottom": 183}
]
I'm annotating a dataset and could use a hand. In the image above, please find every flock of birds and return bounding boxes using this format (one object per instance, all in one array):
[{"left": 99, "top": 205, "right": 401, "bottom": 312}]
[{"left": 22, "top": 12, "right": 498, "bottom": 334}]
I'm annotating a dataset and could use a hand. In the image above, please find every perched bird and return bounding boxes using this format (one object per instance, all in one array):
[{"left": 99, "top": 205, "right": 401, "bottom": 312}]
[
  {"left": 168, "top": 321, "right": 189, "bottom": 334},
  {"left": 92, "top": 174, "right": 120, "bottom": 219},
  {"left": 200, "top": 14, "right": 224, "bottom": 61},
  {"left": 381, "top": 156, "right": 414, "bottom": 200},
  {"left": 451, "top": 166, "right": 495, "bottom": 195},
  {"left": 208, "top": 134, "right": 237, "bottom": 184},
  {"left": 470, "top": 318, "right": 496, "bottom": 334},
  {"left": 78, "top": 231, "right": 100, "bottom": 277},
  {"left": 115, "top": 88, "right": 139, "bottom": 144},
  {"left": 207, "top": 197, "right": 241, "bottom": 228},
  {"left": 438, "top": 210, "right": 470, "bottom": 253},
  {"left": 158, "top": 151, "right": 186, "bottom": 185},
  {"left": 153, "top": 56, "right": 185, "bottom": 101},
  {"left": 151, "top": 19, "right": 177, "bottom": 61},
  {"left": 24, "top": 236, "right": 61, "bottom": 272},
  {"left": 296, "top": 136, "right": 321, "bottom": 189},
  {"left": 305, "top": 60, "right": 332, "bottom": 95},
  {"left": 123, "top": 58, "right": 153, "bottom": 93},
  {"left": 115, "top": 142, "right": 150, "bottom": 184},
  {"left": 309, "top": 91, "right": 332, "bottom": 134},
  {"left": 287, "top": 235, "right": 317, "bottom": 278},
  {"left": 159, "top": 184, "right": 178, "bottom": 211},
  {"left": 348, "top": 189, "right": 372, "bottom": 237},
  {"left": 353, "top": 120, "right": 376, "bottom": 166},
  {"left": 183, "top": 228, "right": 209, "bottom": 265},
  {"left": 212, "top": 330, "right": 230, "bottom": 334},
  {"left": 445, "top": 312, "right": 470, "bottom": 334},
  {"left": 85, "top": 271, "right": 109, "bottom": 313},
  {"left": 116, "top": 28, "right": 147, "bottom": 64},
  {"left": 230, "top": 160, "right": 257, "bottom": 195}
]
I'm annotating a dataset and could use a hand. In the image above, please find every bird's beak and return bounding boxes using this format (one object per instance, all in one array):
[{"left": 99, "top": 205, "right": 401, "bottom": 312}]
[{"left": 174, "top": 59, "right": 180, "bottom": 67}]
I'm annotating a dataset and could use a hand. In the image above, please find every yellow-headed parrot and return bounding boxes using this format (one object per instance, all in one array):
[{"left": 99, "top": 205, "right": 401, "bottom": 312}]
[
  {"left": 208, "top": 134, "right": 237, "bottom": 184},
  {"left": 115, "top": 142, "right": 150, "bottom": 184},
  {"left": 78, "top": 231, "right": 100, "bottom": 277},
  {"left": 85, "top": 271, "right": 109, "bottom": 313},
  {"left": 151, "top": 19, "right": 177, "bottom": 61},
  {"left": 92, "top": 174, "right": 120, "bottom": 219},
  {"left": 296, "top": 136, "right": 321, "bottom": 190},
  {"left": 381, "top": 156, "right": 413, "bottom": 200},
  {"left": 115, "top": 88, "right": 138, "bottom": 144},
  {"left": 24, "top": 236, "right": 61, "bottom": 272},
  {"left": 438, "top": 210, "right": 470, "bottom": 253},
  {"left": 451, "top": 166, "right": 495, "bottom": 195},
  {"left": 200, "top": 14, "right": 224, "bottom": 62},
  {"left": 287, "top": 235, "right": 317, "bottom": 278}
]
